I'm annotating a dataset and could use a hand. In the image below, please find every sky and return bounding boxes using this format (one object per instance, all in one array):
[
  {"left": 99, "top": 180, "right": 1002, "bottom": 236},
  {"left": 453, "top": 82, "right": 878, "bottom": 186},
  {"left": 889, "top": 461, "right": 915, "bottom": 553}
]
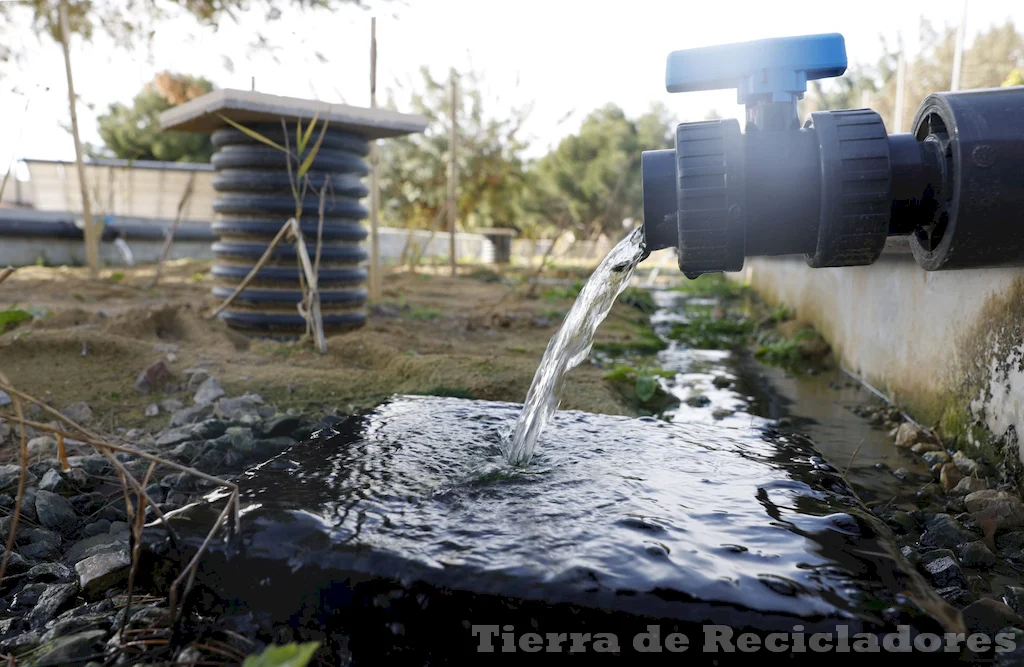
[{"left": 1, "top": 0, "right": 1021, "bottom": 177}]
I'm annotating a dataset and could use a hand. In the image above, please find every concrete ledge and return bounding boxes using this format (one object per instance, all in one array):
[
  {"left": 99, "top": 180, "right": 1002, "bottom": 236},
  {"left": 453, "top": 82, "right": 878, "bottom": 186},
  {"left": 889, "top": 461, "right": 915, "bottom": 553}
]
[{"left": 738, "top": 255, "right": 1024, "bottom": 461}]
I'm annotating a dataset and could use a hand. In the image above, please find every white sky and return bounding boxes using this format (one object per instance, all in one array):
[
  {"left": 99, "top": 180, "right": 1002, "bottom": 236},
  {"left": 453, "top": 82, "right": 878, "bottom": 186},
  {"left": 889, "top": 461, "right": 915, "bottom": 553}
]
[{"left": 1, "top": 0, "right": 1021, "bottom": 173}]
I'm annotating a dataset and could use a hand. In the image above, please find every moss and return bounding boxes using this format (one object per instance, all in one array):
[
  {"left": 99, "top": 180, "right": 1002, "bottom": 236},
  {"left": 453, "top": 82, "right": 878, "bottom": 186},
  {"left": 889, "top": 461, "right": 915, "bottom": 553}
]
[
  {"left": 602, "top": 363, "right": 679, "bottom": 417},
  {"left": 668, "top": 312, "right": 754, "bottom": 350},
  {"left": 592, "top": 330, "right": 667, "bottom": 356}
]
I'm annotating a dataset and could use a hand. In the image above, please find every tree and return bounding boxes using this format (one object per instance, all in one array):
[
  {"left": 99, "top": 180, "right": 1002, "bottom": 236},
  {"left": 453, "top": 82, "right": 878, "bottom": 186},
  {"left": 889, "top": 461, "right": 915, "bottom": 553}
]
[
  {"left": 377, "top": 67, "right": 532, "bottom": 235},
  {"left": 92, "top": 72, "right": 215, "bottom": 162},
  {"left": 526, "top": 103, "right": 674, "bottom": 240},
  {"left": 803, "top": 19, "right": 1024, "bottom": 133}
]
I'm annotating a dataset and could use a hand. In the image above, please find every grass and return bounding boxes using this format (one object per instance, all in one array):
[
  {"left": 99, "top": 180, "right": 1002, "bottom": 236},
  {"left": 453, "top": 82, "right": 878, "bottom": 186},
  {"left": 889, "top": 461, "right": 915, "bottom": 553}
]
[
  {"left": 619, "top": 287, "right": 658, "bottom": 315},
  {"left": 542, "top": 278, "right": 585, "bottom": 302},
  {"left": 753, "top": 327, "right": 826, "bottom": 371},
  {"left": 670, "top": 273, "right": 749, "bottom": 300},
  {"left": 592, "top": 329, "right": 667, "bottom": 356},
  {"left": 408, "top": 307, "right": 443, "bottom": 321},
  {"left": 668, "top": 311, "right": 754, "bottom": 350}
]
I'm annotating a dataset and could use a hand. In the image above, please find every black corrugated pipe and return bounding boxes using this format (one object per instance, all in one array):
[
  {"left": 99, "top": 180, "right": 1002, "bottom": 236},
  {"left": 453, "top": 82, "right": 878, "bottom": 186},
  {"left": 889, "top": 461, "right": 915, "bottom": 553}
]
[{"left": 209, "top": 125, "right": 371, "bottom": 335}]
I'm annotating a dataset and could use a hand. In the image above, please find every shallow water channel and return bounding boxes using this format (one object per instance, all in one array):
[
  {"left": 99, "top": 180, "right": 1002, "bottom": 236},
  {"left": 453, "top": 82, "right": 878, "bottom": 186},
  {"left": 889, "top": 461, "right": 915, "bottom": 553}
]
[{"left": 140, "top": 283, "right": 973, "bottom": 663}]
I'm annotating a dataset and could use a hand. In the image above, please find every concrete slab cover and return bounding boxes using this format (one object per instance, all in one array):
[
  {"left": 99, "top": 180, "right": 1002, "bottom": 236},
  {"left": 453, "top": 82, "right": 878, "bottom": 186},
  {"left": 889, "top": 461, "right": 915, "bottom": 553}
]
[{"left": 159, "top": 89, "right": 428, "bottom": 138}]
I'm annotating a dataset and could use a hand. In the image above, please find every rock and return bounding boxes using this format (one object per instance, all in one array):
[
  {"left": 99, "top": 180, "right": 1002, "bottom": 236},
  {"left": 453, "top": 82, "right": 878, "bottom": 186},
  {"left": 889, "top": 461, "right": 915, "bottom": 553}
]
[
  {"left": 954, "top": 451, "right": 980, "bottom": 477},
  {"left": 18, "top": 528, "right": 62, "bottom": 560},
  {"left": 0, "top": 464, "right": 36, "bottom": 492},
  {"left": 30, "top": 629, "right": 106, "bottom": 667},
  {"left": 76, "top": 549, "right": 131, "bottom": 600},
  {"left": 952, "top": 476, "right": 988, "bottom": 496},
  {"left": 26, "top": 562, "right": 73, "bottom": 583},
  {"left": 70, "top": 492, "right": 107, "bottom": 516},
  {"left": 890, "top": 511, "right": 917, "bottom": 534},
  {"left": 0, "top": 629, "right": 41, "bottom": 653},
  {"left": 922, "top": 555, "right": 967, "bottom": 589},
  {"left": 1, "top": 551, "right": 30, "bottom": 575},
  {"left": 35, "top": 489, "right": 79, "bottom": 535},
  {"left": 685, "top": 394, "right": 711, "bottom": 408},
  {"left": 144, "top": 403, "right": 160, "bottom": 417},
  {"left": 65, "top": 523, "right": 130, "bottom": 563},
  {"left": 12, "top": 583, "right": 47, "bottom": 609},
  {"left": 711, "top": 408, "right": 734, "bottom": 420},
  {"left": 80, "top": 519, "right": 112, "bottom": 538},
  {"left": 0, "top": 389, "right": 10, "bottom": 407},
  {"left": 61, "top": 402, "right": 93, "bottom": 424},
  {"left": 920, "top": 514, "right": 977, "bottom": 549},
  {"left": 940, "top": 462, "right": 964, "bottom": 492},
  {"left": 966, "top": 490, "right": 1024, "bottom": 531},
  {"left": 935, "top": 586, "right": 974, "bottom": 608},
  {"left": 19, "top": 487, "right": 37, "bottom": 522},
  {"left": 962, "top": 598, "right": 1024, "bottom": 636},
  {"left": 38, "top": 468, "right": 70, "bottom": 494},
  {"left": 900, "top": 545, "right": 920, "bottom": 566},
  {"left": 216, "top": 394, "right": 264, "bottom": 423},
  {"left": 27, "top": 435, "right": 57, "bottom": 458},
  {"left": 67, "top": 455, "right": 112, "bottom": 477},
  {"left": 253, "top": 436, "right": 297, "bottom": 459},
  {"left": 27, "top": 582, "right": 79, "bottom": 629},
  {"left": 39, "top": 613, "right": 112, "bottom": 644},
  {"left": 1004, "top": 585, "right": 1024, "bottom": 615},
  {"left": 894, "top": 422, "right": 921, "bottom": 448},
  {"left": 185, "top": 369, "right": 211, "bottom": 392},
  {"left": 133, "top": 359, "right": 173, "bottom": 394},
  {"left": 922, "top": 450, "right": 951, "bottom": 466},
  {"left": 712, "top": 375, "right": 732, "bottom": 389},
  {"left": 911, "top": 442, "right": 942, "bottom": 454},
  {"left": 169, "top": 402, "right": 215, "bottom": 428},
  {"left": 193, "top": 377, "right": 225, "bottom": 405},
  {"left": 920, "top": 547, "right": 957, "bottom": 564},
  {"left": 159, "top": 398, "right": 184, "bottom": 413},
  {"left": 960, "top": 540, "right": 998, "bottom": 569}
]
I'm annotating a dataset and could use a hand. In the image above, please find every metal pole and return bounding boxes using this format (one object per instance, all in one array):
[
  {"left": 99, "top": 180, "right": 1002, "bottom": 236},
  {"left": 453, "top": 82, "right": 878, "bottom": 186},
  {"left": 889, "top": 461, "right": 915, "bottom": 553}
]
[
  {"left": 368, "top": 17, "right": 381, "bottom": 300},
  {"left": 59, "top": 0, "right": 99, "bottom": 277},
  {"left": 893, "top": 52, "right": 906, "bottom": 133},
  {"left": 447, "top": 72, "right": 458, "bottom": 276},
  {"left": 951, "top": 0, "right": 967, "bottom": 92}
]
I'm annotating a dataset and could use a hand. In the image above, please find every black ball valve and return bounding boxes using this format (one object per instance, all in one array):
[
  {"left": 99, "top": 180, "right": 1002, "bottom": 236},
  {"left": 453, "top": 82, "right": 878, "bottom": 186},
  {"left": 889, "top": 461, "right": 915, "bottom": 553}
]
[{"left": 640, "top": 33, "right": 1024, "bottom": 277}]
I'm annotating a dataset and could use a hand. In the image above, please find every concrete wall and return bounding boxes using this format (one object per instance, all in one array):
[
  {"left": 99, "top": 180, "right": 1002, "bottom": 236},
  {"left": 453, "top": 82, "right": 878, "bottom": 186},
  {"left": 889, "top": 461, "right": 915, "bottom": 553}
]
[{"left": 738, "top": 254, "right": 1024, "bottom": 461}]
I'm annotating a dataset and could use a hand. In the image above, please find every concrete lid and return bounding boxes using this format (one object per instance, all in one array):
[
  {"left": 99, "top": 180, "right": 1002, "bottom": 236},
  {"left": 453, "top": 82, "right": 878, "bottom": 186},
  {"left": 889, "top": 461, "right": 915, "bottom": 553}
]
[{"left": 159, "top": 89, "right": 428, "bottom": 138}]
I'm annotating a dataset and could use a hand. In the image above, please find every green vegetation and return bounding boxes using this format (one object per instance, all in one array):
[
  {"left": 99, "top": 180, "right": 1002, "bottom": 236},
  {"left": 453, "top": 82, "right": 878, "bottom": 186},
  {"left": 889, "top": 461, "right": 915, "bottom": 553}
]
[
  {"left": 408, "top": 307, "right": 443, "bottom": 321},
  {"left": 243, "top": 641, "right": 320, "bottom": 667},
  {"left": 620, "top": 287, "right": 657, "bottom": 315},
  {"left": 592, "top": 328, "right": 667, "bottom": 356},
  {"left": 414, "top": 386, "right": 475, "bottom": 399},
  {"left": 542, "top": 279, "right": 585, "bottom": 302},
  {"left": 668, "top": 311, "right": 754, "bottom": 350},
  {"left": 753, "top": 326, "right": 830, "bottom": 371},
  {"left": 0, "top": 306, "right": 32, "bottom": 333},
  {"left": 671, "top": 273, "right": 749, "bottom": 300},
  {"left": 603, "top": 363, "right": 678, "bottom": 417}
]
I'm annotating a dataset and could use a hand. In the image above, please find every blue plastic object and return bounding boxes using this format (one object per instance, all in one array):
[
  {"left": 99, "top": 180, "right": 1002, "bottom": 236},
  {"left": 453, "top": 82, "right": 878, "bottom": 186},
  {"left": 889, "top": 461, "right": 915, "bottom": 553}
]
[{"left": 665, "top": 33, "right": 847, "bottom": 106}]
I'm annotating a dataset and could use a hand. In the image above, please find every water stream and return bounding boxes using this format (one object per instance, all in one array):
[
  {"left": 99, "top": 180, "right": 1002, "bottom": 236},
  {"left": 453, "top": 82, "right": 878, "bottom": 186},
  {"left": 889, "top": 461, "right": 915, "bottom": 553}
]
[{"left": 503, "top": 227, "right": 646, "bottom": 465}]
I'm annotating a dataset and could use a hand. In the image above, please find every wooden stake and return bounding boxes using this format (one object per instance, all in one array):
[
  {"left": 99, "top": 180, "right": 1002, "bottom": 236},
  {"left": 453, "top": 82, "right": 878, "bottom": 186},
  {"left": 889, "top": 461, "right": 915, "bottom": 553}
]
[
  {"left": 59, "top": 0, "right": 99, "bottom": 278},
  {"left": 447, "top": 72, "right": 458, "bottom": 276},
  {"left": 368, "top": 16, "right": 381, "bottom": 301}
]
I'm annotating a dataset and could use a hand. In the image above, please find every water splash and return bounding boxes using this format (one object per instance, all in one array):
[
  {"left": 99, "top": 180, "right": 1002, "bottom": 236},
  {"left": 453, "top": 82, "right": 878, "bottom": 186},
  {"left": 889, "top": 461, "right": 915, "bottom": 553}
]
[{"left": 503, "top": 227, "right": 646, "bottom": 465}]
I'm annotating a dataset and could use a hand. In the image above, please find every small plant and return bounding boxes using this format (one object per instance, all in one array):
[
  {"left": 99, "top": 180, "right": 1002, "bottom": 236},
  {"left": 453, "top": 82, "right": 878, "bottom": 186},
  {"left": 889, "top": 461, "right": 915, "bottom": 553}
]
[
  {"left": 671, "top": 273, "right": 749, "bottom": 300},
  {"left": 0, "top": 306, "right": 33, "bottom": 333},
  {"left": 408, "top": 307, "right": 443, "bottom": 321},
  {"left": 542, "top": 278, "right": 585, "bottom": 302},
  {"left": 620, "top": 287, "right": 658, "bottom": 315},
  {"left": 110, "top": 271, "right": 125, "bottom": 282},
  {"left": 603, "top": 363, "right": 678, "bottom": 416},
  {"left": 243, "top": 641, "right": 320, "bottom": 667},
  {"left": 668, "top": 312, "right": 754, "bottom": 350}
]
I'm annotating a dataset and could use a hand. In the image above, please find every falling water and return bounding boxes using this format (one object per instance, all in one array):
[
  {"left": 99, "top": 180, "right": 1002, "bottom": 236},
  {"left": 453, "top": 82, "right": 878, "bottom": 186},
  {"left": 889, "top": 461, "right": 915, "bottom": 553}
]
[{"left": 503, "top": 227, "right": 646, "bottom": 465}]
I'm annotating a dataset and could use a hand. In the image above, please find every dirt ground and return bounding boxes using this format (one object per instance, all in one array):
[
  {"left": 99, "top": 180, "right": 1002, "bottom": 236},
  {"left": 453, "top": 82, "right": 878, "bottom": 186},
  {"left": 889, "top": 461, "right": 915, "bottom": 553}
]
[{"left": 0, "top": 260, "right": 657, "bottom": 431}]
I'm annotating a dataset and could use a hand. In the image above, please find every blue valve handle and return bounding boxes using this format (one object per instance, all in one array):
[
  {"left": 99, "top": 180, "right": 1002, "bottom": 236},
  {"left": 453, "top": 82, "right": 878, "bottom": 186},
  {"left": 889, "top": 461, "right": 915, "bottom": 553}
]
[{"left": 665, "top": 33, "right": 847, "bottom": 105}]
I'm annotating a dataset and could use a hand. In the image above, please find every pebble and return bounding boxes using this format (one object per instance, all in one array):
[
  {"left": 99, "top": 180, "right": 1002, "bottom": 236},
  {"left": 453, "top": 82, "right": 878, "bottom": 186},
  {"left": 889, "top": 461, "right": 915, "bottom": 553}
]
[
  {"left": 185, "top": 369, "right": 211, "bottom": 392},
  {"left": 0, "top": 464, "right": 37, "bottom": 493},
  {"left": 144, "top": 403, "right": 160, "bottom": 417},
  {"left": 65, "top": 524, "right": 130, "bottom": 563},
  {"left": 953, "top": 450, "right": 980, "bottom": 477},
  {"left": 923, "top": 555, "right": 968, "bottom": 588},
  {"left": 922, "top": 450, "right": 950, "bottom": 466},
  {"left": 26, "top": 562, "right": 73, "bottom": 583},
  {"left": 30, "top": 629, "right": 106, "bottom": 666},
  {"left": 27, "top": 582, "right": 80, "bottom": 629},
  {"left": 962, "top": 598, "right": 1024, "bottom": 635},
  {"left": 35, "top": 490, "right": 79, "bottom": 535},
  {"left": 76, "top": 549, "right": 131, "bottom": 600},
  {"left": 61, "top": 402, "right": 93, "bottom": 424},
  {"left": 888, "top": 511, "right": 916, "bottom": 534},
  {"left": 159, "top": 398, "right": 184, "bottom": 413},
  {"left": 1004, "top": 585, "right": 1024, "bottom": 615},
  {"left": 911, "top": 442, "right": 942, "bottom": 454},
  {"left": 935, "top": 586, "right": 974, "bottom": 607},
  {"left": 258, "top": 415, "right": 300, "bottom": 439},
  {"left": 27, "top": 435, "right": 57, "bottom": 458},
  {"left": 70, "top": 492, "right": 107, "bottom": 516},
  {"left": 169, "top": 403, "right": 215, "bottom": 428},
  {"left": 38, "top": 468, "right": 71, "bottom": 494},
  {"left": 133, "top": 360, "right": 173, "bottom": 395},
  {"left": 940, "top": 462, "right": 963, "bottom": 492},
  {"left": 966, "top": 490, "right": 1024, "bottom": 531},
  {"left": 951, "top": 476, "right": 988, "bottom": 496},
  {"left": 960, "top": 540, "right": 998, "bottom": 569},
  {"left": 216, "top": 394, "right": 264, "bottom": 423},
  {"left": 193, "top": 376, "right": 225, "bottom": 405},
  {"left": 685, "top": 394, "right": 711, "bottom": 408},
  {"left": 894, "top": 422, "right": 921, "bottom": 448},
  {"left": 920, "top": 514, "right": 977, "bottom": 550}
]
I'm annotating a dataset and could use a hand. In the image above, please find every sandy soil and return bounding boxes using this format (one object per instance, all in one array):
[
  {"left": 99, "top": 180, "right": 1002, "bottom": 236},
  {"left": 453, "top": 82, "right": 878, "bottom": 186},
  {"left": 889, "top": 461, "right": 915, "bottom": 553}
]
[{"left": 0, "top": 261, "right": 657, "bottom": 431}]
